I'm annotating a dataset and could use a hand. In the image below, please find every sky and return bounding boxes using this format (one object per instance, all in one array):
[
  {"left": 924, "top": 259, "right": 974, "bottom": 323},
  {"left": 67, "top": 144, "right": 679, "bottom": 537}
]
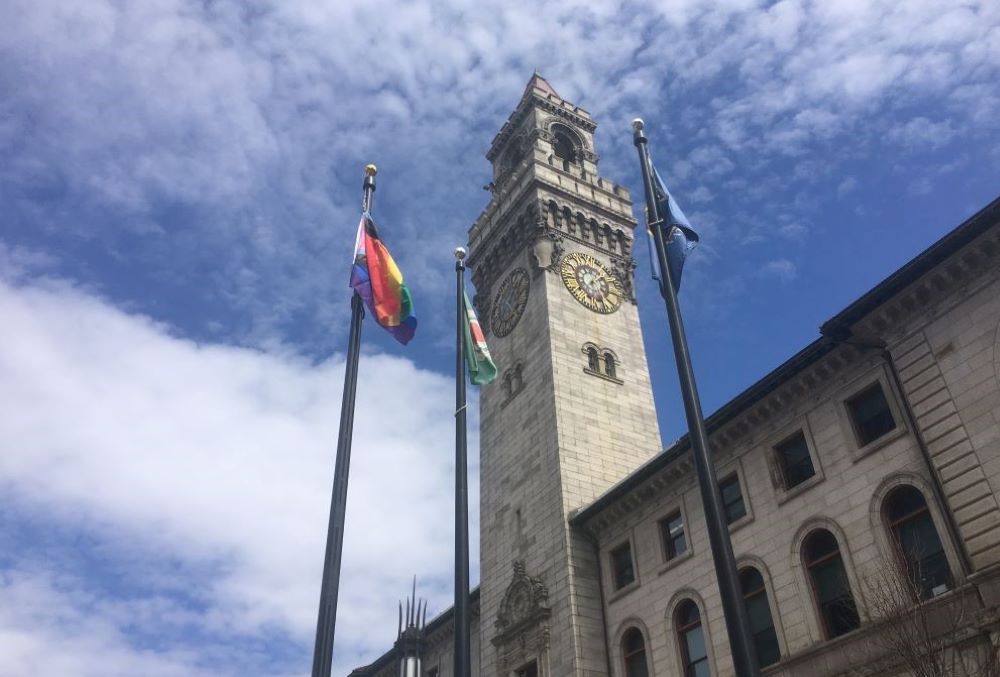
[{"left": 1, "top": 0, "right": 998, "bottom": 675}]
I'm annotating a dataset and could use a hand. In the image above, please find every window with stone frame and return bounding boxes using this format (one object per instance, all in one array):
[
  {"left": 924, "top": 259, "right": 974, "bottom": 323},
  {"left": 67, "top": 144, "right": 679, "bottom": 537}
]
[
  {"left": 604, "top": 352, "right": 617, "bottom": 379},
  {"left": 739, "top": 567, "right": 780, "bottom": 667},
  {"left": 622, "top": 627, "right": 650, "bottom": 677},
  {"left": 803, "top": 529, "right": 860, "bottom": 638},
  {"left": 846, "top": 382, "right": 897, "bottom": 447},
  {"left": 659, "top": 511, "right": 687, "bottom": 561},
  {"left": 774, "top": 430, "right": 816, "bottom": 490},
  {"left": 676, "top": 600, "right": 710, "bottom": 677},
  {"left": 884, "top": 485, "right": 952, "bottom": 599},
  {"left": 552, "top": 130, "right": 577, "bottom": 170},
  {"left": 610, "top": 541, "right": 636, "bottom": 590},
  {"left": 515, "top": 660, "right": 538, "bottom": 677},
  {"left": 719, "top": 474, "right": 746, "bottom": 524}
]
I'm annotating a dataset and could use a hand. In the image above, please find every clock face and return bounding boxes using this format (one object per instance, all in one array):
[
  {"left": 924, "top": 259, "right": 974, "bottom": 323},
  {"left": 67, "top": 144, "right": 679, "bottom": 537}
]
[
  {"left": 490, "top": 268, "right": 530, "bottom": 337},
  {"left": 560, "top": 252, "right": 622, "bottom": 314}
]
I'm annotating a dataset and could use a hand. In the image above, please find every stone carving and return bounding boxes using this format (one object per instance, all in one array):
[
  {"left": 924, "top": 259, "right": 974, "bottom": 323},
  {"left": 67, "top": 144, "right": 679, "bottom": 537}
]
[
  {"left": 530, "top": 224, "right": 564, "bottom": 275},
  {"left": 494, "top": 561, "right": 549, "bottom": 637},
  {"left": 610, "top": 255, "right": 638, "bottom": 304}
]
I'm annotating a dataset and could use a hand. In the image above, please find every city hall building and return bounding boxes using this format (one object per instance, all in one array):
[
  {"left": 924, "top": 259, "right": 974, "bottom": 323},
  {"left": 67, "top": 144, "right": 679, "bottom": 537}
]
[{"left": 350, "top": 76, "right": 1000, "bottom": 677}]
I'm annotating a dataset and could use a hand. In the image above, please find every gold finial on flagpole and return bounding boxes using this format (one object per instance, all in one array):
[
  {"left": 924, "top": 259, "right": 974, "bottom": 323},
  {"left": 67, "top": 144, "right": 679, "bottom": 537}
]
[
  {"left": 364, "top": 164, "right": 377, "bottom": 176},
  {"left": 455, "top": 246, "right": 467, "bottom": 261}
]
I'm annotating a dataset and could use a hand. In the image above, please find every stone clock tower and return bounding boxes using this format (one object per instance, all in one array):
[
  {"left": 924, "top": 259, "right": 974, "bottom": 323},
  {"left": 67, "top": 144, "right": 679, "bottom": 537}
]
[{"left": 466, "top": 76, "right": 662, "bottom": 676}]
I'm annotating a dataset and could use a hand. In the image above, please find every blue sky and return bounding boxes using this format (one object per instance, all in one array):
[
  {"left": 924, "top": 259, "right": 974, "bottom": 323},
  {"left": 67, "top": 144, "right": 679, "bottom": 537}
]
[{"left": 1, "top": 0, "right": 999, "bottom": 675}]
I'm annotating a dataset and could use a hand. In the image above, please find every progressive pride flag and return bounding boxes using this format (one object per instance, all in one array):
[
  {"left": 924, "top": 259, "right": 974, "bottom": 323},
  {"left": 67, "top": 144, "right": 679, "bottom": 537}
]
[{"left": 349, "top": 213, "right": 417, "bottom": 344}]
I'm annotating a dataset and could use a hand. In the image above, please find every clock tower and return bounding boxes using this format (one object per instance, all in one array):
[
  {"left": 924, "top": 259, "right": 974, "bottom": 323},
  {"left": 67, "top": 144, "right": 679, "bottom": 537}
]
[{"left": 467, "top": 76, "right": 662, "bottom": 676}]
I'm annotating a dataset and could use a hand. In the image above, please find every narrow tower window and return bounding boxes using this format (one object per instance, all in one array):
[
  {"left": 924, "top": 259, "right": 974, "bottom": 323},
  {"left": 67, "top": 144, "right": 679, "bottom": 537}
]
[
  {"left": 604, "top": 352, "right": 616, "bottom": 379},
  {"left": 587, "top": 346, "right": 600, "bottom": 372},
  {"left": 553, "top": 132, "right": 577, "bottom": 170}
]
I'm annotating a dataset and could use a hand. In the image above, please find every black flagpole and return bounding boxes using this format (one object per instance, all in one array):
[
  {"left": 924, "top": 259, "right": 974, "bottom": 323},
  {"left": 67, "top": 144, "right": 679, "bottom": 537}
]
[
  {"left": 453, "top": 246, "right": 472, "bottom": 677},
  {"left": 310, "top": 164, "right": 375, "bottom": 677},
  {"left": 632, "top": 120, "right": 760, "bottom": 677}
]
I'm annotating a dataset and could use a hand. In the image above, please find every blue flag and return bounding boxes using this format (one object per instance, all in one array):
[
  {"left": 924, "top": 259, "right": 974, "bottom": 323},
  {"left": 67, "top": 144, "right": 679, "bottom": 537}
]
[{"left": 647, "top": 162, "right": 699, "bottom": 292}]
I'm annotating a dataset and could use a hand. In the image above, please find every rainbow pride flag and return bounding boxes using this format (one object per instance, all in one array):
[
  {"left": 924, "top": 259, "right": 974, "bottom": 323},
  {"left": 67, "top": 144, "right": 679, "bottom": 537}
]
[{"left": 349, "top": 213, "right": 417, "bottom": 344}]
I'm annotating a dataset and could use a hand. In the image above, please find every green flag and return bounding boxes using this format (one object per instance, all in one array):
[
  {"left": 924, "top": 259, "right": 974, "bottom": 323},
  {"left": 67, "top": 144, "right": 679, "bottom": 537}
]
[{"left": 463, "top": 292, "right": 497, "bottom": 385}]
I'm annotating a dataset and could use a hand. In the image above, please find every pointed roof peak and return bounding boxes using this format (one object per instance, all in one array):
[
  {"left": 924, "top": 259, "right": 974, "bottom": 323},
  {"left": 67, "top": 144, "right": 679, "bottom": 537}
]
[{"left": 523, "top": 72, "right": 560, "bottom": 99}]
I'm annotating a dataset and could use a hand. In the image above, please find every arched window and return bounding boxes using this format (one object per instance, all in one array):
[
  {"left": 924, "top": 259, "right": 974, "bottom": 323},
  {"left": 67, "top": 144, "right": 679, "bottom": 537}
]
[
  {"left": 676, "top": 601, "right": 710, "bottom": 677},
  {"left": 587, "top": 346, "right": 599, "bottom": 372},
  {"left": 884, "top": 486, "right": 952, "bottom": 598},
  {"left": 604, "top": 352, "right": 616, "bottom": 379},
  {"left": 553, "top": 130, "right": 577, "bottom": 170},
  {"left": 502, "top": 372, "right": 513, "bottom": 399},
  {"left": 803, "top": 529, "right": 860, "bottom": 638},
  {"left": 739, "top": 567, "right": 780, "bottom": 667},
  {"left": 622, "top": 627, "right": 649, "bottom": 677}
]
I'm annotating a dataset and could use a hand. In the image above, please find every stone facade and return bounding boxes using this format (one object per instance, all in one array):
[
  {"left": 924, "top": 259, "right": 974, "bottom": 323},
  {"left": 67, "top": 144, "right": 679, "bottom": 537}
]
[{"left": 349, "top": 76, "right": 1000, "bottom": 677}]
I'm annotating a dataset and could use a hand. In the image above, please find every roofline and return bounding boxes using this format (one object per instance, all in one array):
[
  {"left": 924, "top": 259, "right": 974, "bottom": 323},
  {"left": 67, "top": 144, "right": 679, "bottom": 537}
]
[
  {"left": 821, "top": 194, "right": 1000, "bottom": 336},
  {"left": 572, "top": 193, "right": 1000, "bottom": 527},
  {"left": 570, "top": 338, "right": 834, "bottom": 525}
]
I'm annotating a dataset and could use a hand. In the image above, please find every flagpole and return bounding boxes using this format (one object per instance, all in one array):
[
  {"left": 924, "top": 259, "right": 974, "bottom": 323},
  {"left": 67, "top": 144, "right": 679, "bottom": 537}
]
[
  {"left": 632, "top": 120, "right": 760, "bottom": 677},
  {"left": 453, "top": 246, "right": 472, "bottom": 677},
  {"left": 310, "top": 164, "right": 375, "bottom": 677}
]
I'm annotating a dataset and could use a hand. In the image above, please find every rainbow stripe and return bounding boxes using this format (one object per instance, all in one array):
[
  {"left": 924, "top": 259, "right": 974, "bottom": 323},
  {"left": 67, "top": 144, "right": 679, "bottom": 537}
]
[{"left": 349, "top": 214, "right": 417, "bottom": 344}]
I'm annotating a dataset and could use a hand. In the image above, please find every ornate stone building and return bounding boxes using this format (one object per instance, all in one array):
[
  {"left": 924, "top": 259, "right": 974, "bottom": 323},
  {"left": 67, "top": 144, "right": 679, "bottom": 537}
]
[{"left": 350, "top": 76, "right": 1000, "bottom": 677}]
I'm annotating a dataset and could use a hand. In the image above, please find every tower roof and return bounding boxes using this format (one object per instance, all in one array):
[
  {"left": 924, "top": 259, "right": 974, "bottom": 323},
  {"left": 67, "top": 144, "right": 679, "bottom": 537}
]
[{"left": 523, "top": 72, "right": 560, "bottom": 100}]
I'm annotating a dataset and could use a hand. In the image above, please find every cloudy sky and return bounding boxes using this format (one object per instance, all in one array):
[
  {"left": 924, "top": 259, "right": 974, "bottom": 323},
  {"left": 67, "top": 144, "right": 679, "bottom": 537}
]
[{"left": 1, "top": 0, "right": 998, "bottom": 674}]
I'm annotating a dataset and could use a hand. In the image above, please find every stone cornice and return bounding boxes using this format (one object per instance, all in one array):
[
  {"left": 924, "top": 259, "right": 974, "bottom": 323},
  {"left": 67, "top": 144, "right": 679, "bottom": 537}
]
[
  {"left": 467, "top": 192, "right": 639, "bottom": 302},
  {"left": 843, "top": 226, "right": 1000, "bottom": 344},
  {"left": 469, "top": 170, "right": 637, "bottom": 270}
]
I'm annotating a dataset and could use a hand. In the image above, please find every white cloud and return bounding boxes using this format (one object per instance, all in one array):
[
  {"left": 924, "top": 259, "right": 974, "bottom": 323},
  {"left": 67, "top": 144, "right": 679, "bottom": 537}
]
[
  {"left": 887, "top": 117, "right": 956, "bottom": 151},
  {"left": 0, "top": 276, "right": 475, "bottom": 675},
  {"left": 759, "top": 258, "right": 797, "bottom": 281},
  {"left": 2, "top": 0, "right": 998, "bottom": 349}
]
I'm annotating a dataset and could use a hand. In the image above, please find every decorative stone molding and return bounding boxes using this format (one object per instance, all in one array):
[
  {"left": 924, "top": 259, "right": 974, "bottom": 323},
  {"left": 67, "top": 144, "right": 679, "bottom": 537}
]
[
  {"left": 494, "top": 560, "right": 550, "bottom": 638},
  {"left": 530, "top": 224, "right": 564, "bottom": 276},
  {"left": 609, "top": 255, "right": 638, "bottom": 304},
  {"left": 493, "top": 561, "right": 551, "bottom": 676}
]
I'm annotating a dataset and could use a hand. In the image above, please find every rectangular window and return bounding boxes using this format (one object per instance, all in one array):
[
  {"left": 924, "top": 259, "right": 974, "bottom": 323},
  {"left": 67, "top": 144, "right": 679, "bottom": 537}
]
[
  {"left": 659, "top": 511, "right": 687, "bottom": 561},
  {"left": 719, "top": 474, "right": 746, "bottom": 524},
  {"left": 775, "top": 431, "right": 815, "bottom": 489},
  {"left": 610, "top": 541, "right": 636, "bottom": 589},
  {"left": 847, "top": 383, "right": 896, "bottom": 446}
]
